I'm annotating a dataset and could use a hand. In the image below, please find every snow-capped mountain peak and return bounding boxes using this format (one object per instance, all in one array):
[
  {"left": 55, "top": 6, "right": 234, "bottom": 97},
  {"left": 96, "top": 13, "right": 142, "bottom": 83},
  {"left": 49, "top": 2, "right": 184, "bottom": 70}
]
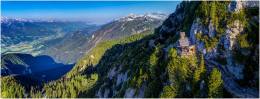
[
  {"left": 144, "top": 13, "right": 167, "bottom": 20},
  {"left": 1, "top": 16, "right": 59, "bottom": 23},
  {"left": 1, "top": 16, "right": 32, "bottom": 23},
  {"left": 118, "top": 13, "right": 167, "bottom": 22},
  {"left": 1, "top": 16, "right": 9, "bottom": 23}
]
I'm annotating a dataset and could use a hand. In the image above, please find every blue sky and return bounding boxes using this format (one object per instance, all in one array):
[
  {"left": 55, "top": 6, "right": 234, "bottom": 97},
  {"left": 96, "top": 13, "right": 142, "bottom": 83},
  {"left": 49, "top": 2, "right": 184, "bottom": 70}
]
[{"left": 2, "top": 1, "right": 180, "bottom": 24}]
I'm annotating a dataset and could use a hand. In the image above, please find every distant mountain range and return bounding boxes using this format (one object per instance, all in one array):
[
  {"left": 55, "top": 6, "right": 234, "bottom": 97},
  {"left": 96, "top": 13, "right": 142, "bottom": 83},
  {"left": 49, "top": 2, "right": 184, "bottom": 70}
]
[
  {"left": 40, "top": 13, "right": 167, "bottom": 63},
  {"left": 94, "top": 13, "right": 167, "bottom": 40},
  {"left": 1, "top": 17, "right": 99, "bottom": 56},
  {"left": 1, "top": 16, "right": 86, "bottom": 23},
  {"left": 1, "top": 13, "right": 166, "bottom": 64}
]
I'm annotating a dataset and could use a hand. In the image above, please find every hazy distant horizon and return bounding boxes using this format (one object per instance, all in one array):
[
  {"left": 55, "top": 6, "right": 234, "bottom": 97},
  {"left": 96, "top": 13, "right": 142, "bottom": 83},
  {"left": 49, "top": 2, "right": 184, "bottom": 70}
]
[
  {"left": 1, "top": 12, "right": 167, "bottom": 25},
  {"left": 2, "top": 1, "right": 180, "bottom": 24}
]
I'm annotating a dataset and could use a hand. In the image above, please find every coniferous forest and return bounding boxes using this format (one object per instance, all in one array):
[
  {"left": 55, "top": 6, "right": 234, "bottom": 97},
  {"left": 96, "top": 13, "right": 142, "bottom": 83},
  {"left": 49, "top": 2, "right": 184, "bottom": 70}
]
[{"left": 1, "top": 1, "right": 259, "bottom": 98}]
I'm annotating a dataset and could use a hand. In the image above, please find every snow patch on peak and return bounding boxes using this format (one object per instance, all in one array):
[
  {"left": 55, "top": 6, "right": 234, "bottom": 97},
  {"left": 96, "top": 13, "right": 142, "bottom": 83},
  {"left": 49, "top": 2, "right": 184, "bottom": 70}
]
[
  {"left": 0, "top": 16, "right": 59, "bottom": 23},
  {"left": 1, "top": 16, "right": 8, "bottom": 23},
  {"left": 1, "top": 17, "right": 30, "bottom": 23},
  {"left": 144, "top": 13, "right": 167, "bottom": 20},
  {"left": 119, "top": 13, "right": 141, "bottom": 21},
  {"left": 118, "top": 13, "right": 167, "bottom": 22}
]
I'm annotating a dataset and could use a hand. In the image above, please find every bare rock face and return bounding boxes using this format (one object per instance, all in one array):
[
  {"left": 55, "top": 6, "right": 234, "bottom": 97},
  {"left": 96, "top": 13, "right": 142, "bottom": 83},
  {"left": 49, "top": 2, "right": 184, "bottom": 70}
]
[
  {"left": 189, "top": 18, "right": 203, "bottom": 44},
  {"left": 224, "top": 29, "right": 236, "bottom": 50},
  {"left": 97, "top": 64, "right": 130, "bottom": 97},
  {"left": 224, "top": 20, "right": 243, "bottom": 50},
  {"left": 228, "top": 1, "right": 259, "bottom": 13},
  {"left": 108, "top": 67, "right": 117, "bottom": 80},
  {"left": 205, "top": 48, "right": 217, "bottom": 59},
  {"left": 116, "top": 72, "right": 128, "bottom": 86},
  {"left": 189, "top": 18, "right": 208, "bottom": 54},
  {"left": 189, "top": 19, "right": 217, "bottom": 58},
  {"left": 223, "top": 20, "right": 245, "bottom": 80},
  {"left": 242, "top": 1, "right": 259, "bottom": 8},
  {"left": 124, "top": 88, "right": 136, "bottom": 98},
  {"left": 228, "top": 1, "right": 243, "bottom": 12},
  {"left": 135, "top": 84, "right": 146, "bottom": 98},
  {"left": 197, "top": 41, "right": 206, "bottom": 55}
]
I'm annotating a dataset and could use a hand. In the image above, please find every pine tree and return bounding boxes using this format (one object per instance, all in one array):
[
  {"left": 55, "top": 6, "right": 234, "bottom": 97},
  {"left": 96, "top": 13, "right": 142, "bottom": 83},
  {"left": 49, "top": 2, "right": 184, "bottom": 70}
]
[
  {"left": 149, "top": 47, "right": 159, "bottom": 78},
  {"left": 193, "top": 54, "right": 206, "bottom": 84},
  {"left": 208, "top": 68, "right": 223, "bottom": 98},
  {"left": 192, "top": 54, "right": 206, "bottom": 97},
  {"left": 160, "top": 85, "right": 177, "bottom": 98}
]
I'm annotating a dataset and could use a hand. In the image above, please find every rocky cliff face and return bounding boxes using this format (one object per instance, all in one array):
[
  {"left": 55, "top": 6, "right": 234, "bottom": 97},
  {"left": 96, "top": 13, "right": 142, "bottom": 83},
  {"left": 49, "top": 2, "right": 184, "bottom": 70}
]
[
  {"left": 95, "top": 1, "right": 259, "bottom": 97},
  {"left": 157, "top": 1, "right": 259, "bottom": 80},
  {"left": 228, "top": 1, "right": 259, "bottom": 12}
]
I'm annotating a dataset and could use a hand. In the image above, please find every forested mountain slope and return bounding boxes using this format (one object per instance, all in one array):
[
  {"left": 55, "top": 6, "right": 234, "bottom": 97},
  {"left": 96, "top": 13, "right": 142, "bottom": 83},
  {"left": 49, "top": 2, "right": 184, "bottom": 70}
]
[
  {"left": 1, "top": 1, "right": 259, "bottom": 98},
  {"left": 1, "top": 53, "right": 74, "bottom": 81},
  {"left": 41, "top": 13, "right": 166, "bottom": 64},
  {"left": 68, "top": 1, "right": 259, "bottom": 98}
]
